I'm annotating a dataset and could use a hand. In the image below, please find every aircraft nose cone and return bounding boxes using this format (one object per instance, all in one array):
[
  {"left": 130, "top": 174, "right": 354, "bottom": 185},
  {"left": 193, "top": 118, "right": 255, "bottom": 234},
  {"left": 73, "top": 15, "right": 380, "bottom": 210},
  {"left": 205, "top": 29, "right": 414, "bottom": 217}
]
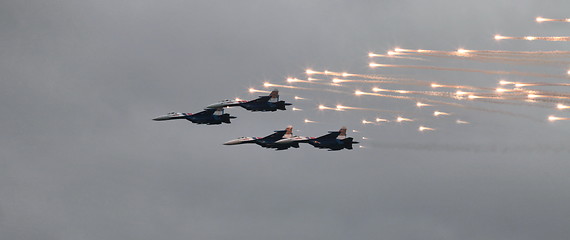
[
  {"left": 223, "top": 140, "right": 238, "bottom": 145},
  {"left": 207, "top": 103, "right": 222, "bottom": 109},
  {"left": 152, "top": 115, "right": 170, "bottom": 121}
]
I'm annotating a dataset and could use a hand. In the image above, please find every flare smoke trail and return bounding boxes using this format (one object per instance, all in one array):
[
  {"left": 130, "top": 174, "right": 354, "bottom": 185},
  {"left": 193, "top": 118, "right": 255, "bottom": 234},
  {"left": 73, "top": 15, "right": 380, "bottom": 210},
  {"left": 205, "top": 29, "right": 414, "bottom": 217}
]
[
  {"left": 318, "top": 105, "right": 341, "bottom": 111},
  {"left": 336, "top": 104, "right": 404, "bottom": 114},
  {"left": 369, "top": 63, "right": 570, "bottom": 80},
  {"left": 307, "top": 69, "right": 418, "bottom": 82},
  {"left": 287, "top": 78, "right": 341, "bottom": 87},
  {"left": 294, "top": 96, "right": 307, "bottom": 100},
  {"left": 304, "top": 119, "right": 317, "bottom": 123},
  {"left": 431, "top": 83, "right": 492, "bottom": 91},
  {"left": 503, "top": 82, "right": 570, "bottom": 87},
  {"left": 456, "top": 119, "right": 470, "bottom": 124},
  {"left": 372, "top": 87, "right": 457, "bottom": 98},
  {"left": 467, "top": 97, "right": 554, "bottom": 108},
  {"left": 419, "top": 126, "right": 435, "bottom": 131},
  {"left": 355, "top": 90, "right": 540, "bottom": 121},
  {"left": 376, "top": 117, "right": 389, "bottom": 122},
  {"left": 248, "top": 88, "right": 271, "bottom": 94},
  {"left": 395, "top": 116, "right": 414, "bottom": 122},
  {"left": 318, "top": 104, "right": 403, "bottom": 114},
  {"left": 389, "top": 50, "right": 570, "bottom": 66},
  {"left": 434, "top": 111, "right": 451, "bottom": 117},
  {"left": 416, "top": 102, "right": 433, "bottom": 107},
  {"left": 548, "top": 116, "right": 570, "bottom": 122},
  {"left": 336, "top": 75, "right": 497, "bottom": 95},
  {"left": 536, "top": 17, "right": 570, "bottom": 22},
  {"left": 370, "top": 142, "right": 570, "bottom": 153},
  {"left": 331, "top": 78, "right": 420, "bottom": 85},
  {"left": 368, "top": 52, "right": 426, "bottom": 61},
  {"left": 395, "top": 48, "right": 570, "bottom": 57},
  {"left": 495, "top": 35, "right": 570, "bottom": 42},
  {"left": 263, "top": 82, "right": 348, "bottom": 95}
]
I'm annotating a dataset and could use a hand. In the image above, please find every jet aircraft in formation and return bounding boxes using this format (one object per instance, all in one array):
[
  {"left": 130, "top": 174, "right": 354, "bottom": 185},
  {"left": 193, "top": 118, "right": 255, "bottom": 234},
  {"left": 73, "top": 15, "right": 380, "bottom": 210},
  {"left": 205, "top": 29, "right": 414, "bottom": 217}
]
[
  {"left": 207, "top": 89, "right": 292, "bottom": 112},
  {"left": 224, "top": 126, "right": 359, "bottom": 151},
  {"left": 153, "top": 108, "right": 236, "bottom": 125},
  {"left": 154, "top": 89, "right": 292, "bottom": 126},
  {"left": 223, "top": 126, "right": 301, "bottom": 150},
  {"left": 154, "top": 89, "right": 361, "bottom": 150}
]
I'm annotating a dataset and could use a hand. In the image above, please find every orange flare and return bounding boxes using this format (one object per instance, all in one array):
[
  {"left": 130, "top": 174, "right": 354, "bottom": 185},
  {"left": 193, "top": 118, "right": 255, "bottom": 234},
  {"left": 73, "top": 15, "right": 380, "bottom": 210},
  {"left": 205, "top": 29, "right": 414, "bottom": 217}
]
[
  {"left": 396, "top": 116, "right": 414, "bottom": 122},
  {"left": 456, "top": 119, "right": 470, "bottom": 124},
  {"left": 434, "top": 111, "right": 451, "bottom": 116},
  {"left": 416, "top": 102, "right": 433, "bottom": 107},
  {"left": 548, "top": 116, "right": 570, "bottom": 122},
  {"left": 304, "top": 119, "right": 317, "bottom": 123},
  {"left": 376, "top": 118, "right": 389, "bottom": 122},
  {"left": 419, "top": 126, "right": 435, "bottom": 132},
  {"left": 557, "top": 104, "right": 570, "bottom": 110}
]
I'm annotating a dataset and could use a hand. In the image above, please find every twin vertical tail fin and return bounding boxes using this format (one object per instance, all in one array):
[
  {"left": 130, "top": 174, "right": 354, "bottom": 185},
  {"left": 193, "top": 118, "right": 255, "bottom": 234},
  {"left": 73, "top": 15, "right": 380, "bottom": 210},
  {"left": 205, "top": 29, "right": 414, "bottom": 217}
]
[
  {"left": 276, "top": 101, "right": 287, "bottom": 110},
  {"left": 343, "top": 137, "right": 359, "bottom": 150},
  {"left": 268, "top": 89, "right": 279, "bottom": 103},
  {"left": 283, "top": 126, "right": 293, "bottom": 139},
  {"left": 221, "top": 114, "right": 232, "bottom": 123},
  {"left": 213, "top": 108, "right": 224, "bottom": 116},
  {"left": 338, "top": 127, "right": 358, "bottom": 149},
  {"left": 337, "top": 126, "right": 347, "bottom": 140},
  {"left": 216, "top": 108, "right": 235, "bottom": 123}
]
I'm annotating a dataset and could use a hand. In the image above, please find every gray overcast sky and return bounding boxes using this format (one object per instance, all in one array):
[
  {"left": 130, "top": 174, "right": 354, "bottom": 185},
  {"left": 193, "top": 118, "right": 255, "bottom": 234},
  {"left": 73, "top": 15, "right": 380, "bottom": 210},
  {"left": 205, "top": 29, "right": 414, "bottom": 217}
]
[{"left": 1, "top": 1, "right": 570, "bottom": 239}]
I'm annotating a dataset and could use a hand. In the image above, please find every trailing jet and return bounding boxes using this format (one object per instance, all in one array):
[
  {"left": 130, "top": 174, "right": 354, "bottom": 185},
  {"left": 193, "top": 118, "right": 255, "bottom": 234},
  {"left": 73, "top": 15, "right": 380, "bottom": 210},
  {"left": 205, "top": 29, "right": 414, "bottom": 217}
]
[
  {"left": 207, "top": 89, "right": 292, "bottom": 112},
  {"left": 223, "top": 126, "right": 301, "bottom": 150},
  {"left": 296, "top": 127, "right": 359, "bottom": 151},
  {"left": 153, "top": 108, "right": 236, "bottom": 125}
]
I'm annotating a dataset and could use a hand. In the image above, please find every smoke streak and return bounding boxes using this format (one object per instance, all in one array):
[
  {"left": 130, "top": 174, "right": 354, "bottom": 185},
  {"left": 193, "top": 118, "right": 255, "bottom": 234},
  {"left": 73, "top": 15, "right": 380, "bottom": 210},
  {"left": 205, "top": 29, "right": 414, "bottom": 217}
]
[
  {"left": 495, "top": 35, "right": 570, "bottom": 41},
  {"left": 369, "top": 142, "right": 570, "bottom": 153},
  {"left": 369, "top": 63, "right": 570, "bottom": 80}
]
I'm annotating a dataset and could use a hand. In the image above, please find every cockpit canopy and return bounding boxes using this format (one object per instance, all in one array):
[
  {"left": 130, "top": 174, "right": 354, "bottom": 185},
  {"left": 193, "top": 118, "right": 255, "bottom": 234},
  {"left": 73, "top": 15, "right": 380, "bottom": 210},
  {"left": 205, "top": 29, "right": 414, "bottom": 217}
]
[{"left": 167, "top": 112, "right": 185, "bottom": 117}]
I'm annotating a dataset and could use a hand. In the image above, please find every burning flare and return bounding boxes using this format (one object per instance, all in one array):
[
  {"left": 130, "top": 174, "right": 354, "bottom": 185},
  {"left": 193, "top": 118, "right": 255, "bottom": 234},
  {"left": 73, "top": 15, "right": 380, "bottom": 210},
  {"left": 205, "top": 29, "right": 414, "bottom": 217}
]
[
  {"left": 376, "top": 117, "right": 389, "bottom": 122},
  {"left": 548, "top": 116, "right": 570, "bottom": 122},
  {"left": 304, "top": 119, "right": 317, "bottom": 123},
  {"left": 416, "top": 102, "right": 433, "bottom": 107},
  {"left": 434, "top": 111, "right": 451, "bottom": 117},
  {"left": 419, "top": 126, "right": 435, "bottom": 132},
  {"left": 396, "top": 116, "right": 414, "bottom": 122},
  {"left": 249, "top": 88, "right": 271, "bottom": 94},
  {"left": 557, "top": 104, "right": 570, "bottom": 110},
  {"left": 536, "top": 17, "right": 570, "bottom": 22},
  {"left": 456, "top": 119, "right": 470, "bottom": 124}
]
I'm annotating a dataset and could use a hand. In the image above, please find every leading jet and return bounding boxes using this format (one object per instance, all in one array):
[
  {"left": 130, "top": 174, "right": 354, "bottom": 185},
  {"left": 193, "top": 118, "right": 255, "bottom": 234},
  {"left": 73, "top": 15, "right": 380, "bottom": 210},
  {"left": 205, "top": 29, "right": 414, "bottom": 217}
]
[
  {"left": 223, "top": 126, "right": 302, "bottom": 150},
  {"left": 276, "top": 127, "right": 359, "bottom": 151},
  {"left": 207, "top": 89, "right": 292, "bottom": 112},
  {"left": 153, "top": 108, "right": 236, "bottom": 125}
]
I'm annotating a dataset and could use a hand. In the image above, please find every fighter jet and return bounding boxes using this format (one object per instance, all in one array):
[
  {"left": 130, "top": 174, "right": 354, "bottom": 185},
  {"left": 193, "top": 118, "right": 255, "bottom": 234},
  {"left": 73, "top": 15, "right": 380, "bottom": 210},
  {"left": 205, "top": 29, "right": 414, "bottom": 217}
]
[
  {"left": 153, "top": 108, "right": 236, "bottom": 125},
  {"left": 207, "top": 89, "right": 292, "bottom": 112},
  {"left": 304, "top": 127, "right": 359, "bottom": 151},
  {"left": 223, "top": 126, "right": 301, "bottom": 150}
]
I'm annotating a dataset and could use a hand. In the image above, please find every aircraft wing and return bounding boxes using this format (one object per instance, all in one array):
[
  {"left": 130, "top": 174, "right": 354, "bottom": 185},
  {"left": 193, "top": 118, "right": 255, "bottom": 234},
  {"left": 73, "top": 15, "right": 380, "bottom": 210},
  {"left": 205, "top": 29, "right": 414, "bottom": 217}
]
[
  {"left": 192, "top": 108, "right": 216, "bottom": 117},
  {"left": 315, "top": 131, "right": 341, "bottom": 140},
  {"left": 261, "top": 130, "right": 287, "bottom": 140},
  {"left": 247, "top": 95, "right": 272, "bottom": 103}
]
